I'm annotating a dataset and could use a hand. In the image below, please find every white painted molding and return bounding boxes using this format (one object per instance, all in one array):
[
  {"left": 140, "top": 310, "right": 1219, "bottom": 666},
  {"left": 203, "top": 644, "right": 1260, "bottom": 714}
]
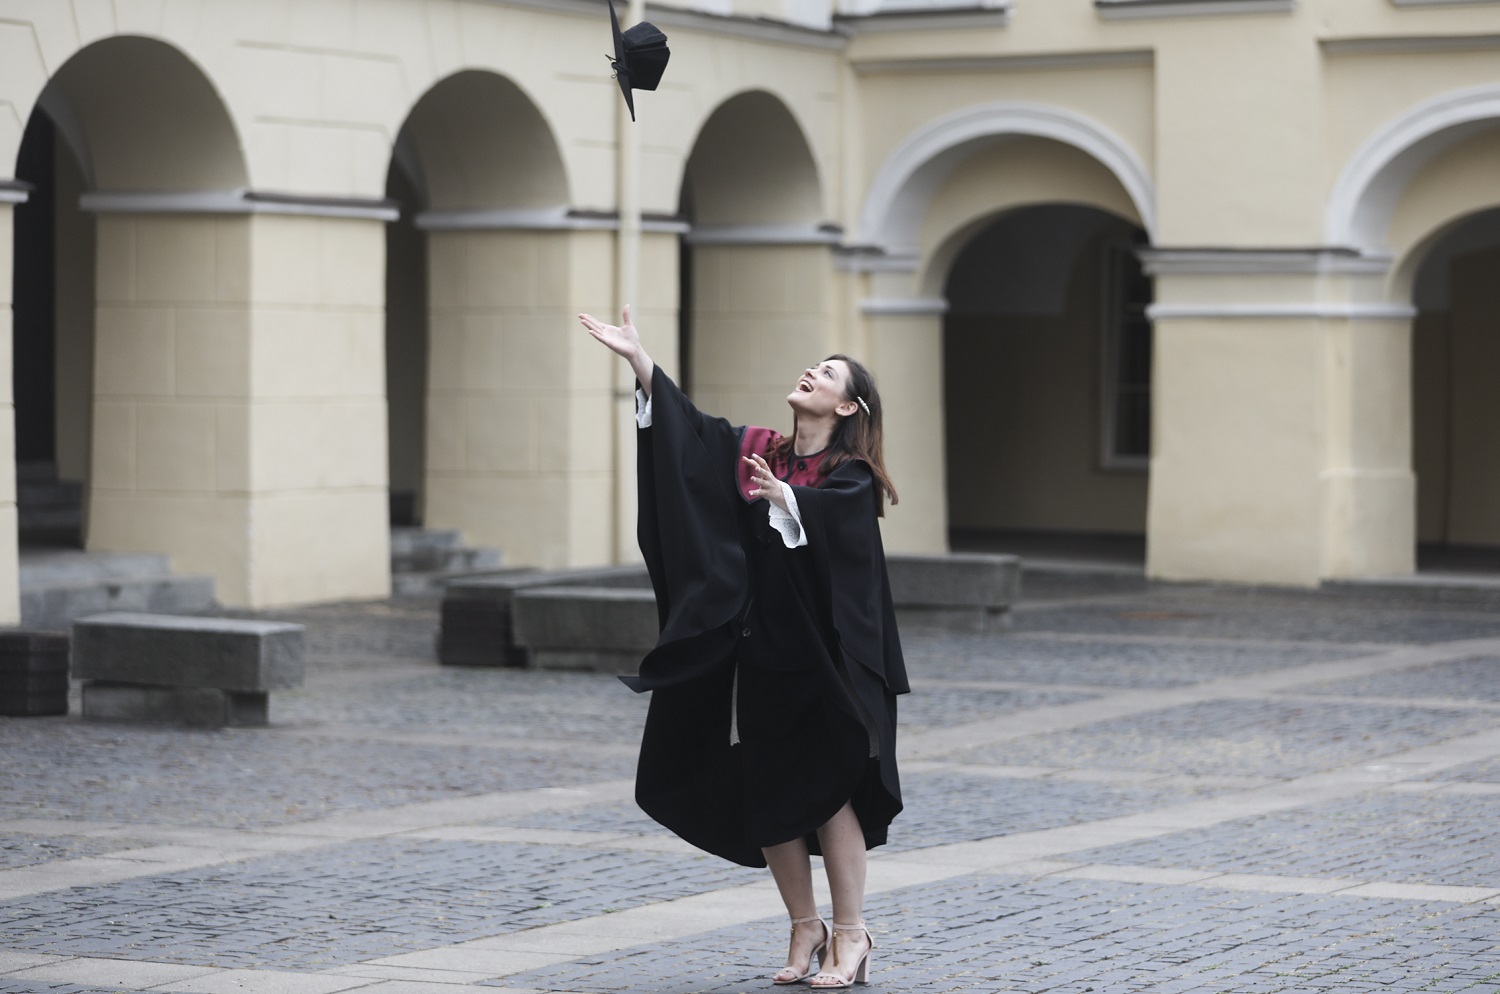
[
  {"left": 858, "top": 101, "right": 1157, "bottom": 255},
  {"left": 684, "top": 223, "right": 842, "bottom": 246},
  {"left": 80, "top": 189, "right": 399, "bottom": 221},
  {"left": 1139, "top": 248, "right": 1393, "bottom": 277},
  {"left": 1147, "top": 302, "right": 1418, "bottom": 320},
  {"left": 1323, "top": 34, "right": 1500, "bottom": 57},
  {"left": 853, "top": 49, "right": 1153, "bottom": 75},
  {"left": 417, "top": 206, "right": 689, "bottom": 234},
  {"left": 837, "top": 7, "right": 1011, "bottom": 32},
  {"left": 1327, "top": 83, "right": 1500, "bottom": 252},
  {"left": 0, "top": 181, "right": 31, "bottom": 205},
  {"left": 860, "top": 297, "right": 950, "bottom": 315},
  {"left": 835, "top": 249, "right": 923, "bottom": 273},
  {"left": 1390, "top": 0, "right": 1500, "bottom": 6},
  {"left": 1096, "top": 0, "right": 1294, "bottom": 18}
]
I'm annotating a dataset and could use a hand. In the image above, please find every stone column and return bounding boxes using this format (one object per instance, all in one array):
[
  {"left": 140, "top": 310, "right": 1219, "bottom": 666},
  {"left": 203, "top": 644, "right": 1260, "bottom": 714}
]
[
  {"left": 1144, "top": 251, "right": 1415, "bottom": 585},
  {"left": 422, "top": 226, "right": 616, "bottom": 569},
  {"left": 88, "top": 208, "right": 391, "bottom": 608},
  {"left": 859, "top": 302, "right": 948, "bottom": 555},
  {"left": 0, "top": 199, "right": 21, "bottom": 622}
]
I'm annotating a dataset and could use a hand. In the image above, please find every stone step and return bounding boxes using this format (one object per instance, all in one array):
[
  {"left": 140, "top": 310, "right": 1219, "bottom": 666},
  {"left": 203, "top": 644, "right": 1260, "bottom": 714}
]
[
  {"left": 19, "top": 550, "right": 174, "bottom": 586},
  {"left": 20, "top": 574, "right": 218, "bottom": 632},
  {"left": 390, "top": 527, "right": 464, "bottom": 556},
  {"left": 391, "top": 545, "right": 503, "bottom": 575}
]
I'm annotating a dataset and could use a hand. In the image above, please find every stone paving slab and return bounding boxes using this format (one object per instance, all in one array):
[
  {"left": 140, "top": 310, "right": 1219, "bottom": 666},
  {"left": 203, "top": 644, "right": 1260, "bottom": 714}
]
[
  {"left": 0, "top": 721, "right": 635, "bottom": 829},
  {"left": 0, "top": 839, "right": 760, "bottom": 971},
  {"left": 0, "top": 832, "right": 153, "bottom": 870},
  {"left": 1297, "top": 654, "right": 1500, "bottom": 703},
  {"left": 498, "top": 872, "right": 1500, "bottom": 993},
  {"left": 1068, "top": 789, "right": 1500, "bottom": 887},
  {"left": 955, "top": 698, "right": 1500, "bottom": 777},
  {"left": 902, "top": 631, "right": 1368, "bottom": 687}
]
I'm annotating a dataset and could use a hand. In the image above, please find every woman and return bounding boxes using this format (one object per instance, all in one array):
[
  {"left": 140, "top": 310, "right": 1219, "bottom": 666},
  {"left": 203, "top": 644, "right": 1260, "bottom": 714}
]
[{"left": 579, "top": 306, "right": 908, "bottom": 988}]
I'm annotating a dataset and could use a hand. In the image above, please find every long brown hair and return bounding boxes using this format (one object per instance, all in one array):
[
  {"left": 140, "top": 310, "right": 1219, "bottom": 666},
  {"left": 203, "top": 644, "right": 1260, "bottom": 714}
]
[{"left": 771, "top": 354, "right": 900, "bottom": 515}]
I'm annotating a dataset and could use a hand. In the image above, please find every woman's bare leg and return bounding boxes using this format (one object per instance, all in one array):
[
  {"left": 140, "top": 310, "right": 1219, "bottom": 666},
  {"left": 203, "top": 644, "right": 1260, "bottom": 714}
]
[
  {"left": 763, "top": 836, "right": 827, "bottom": 982},
  {"left": 811, "top": 802, "right": 872, "bottom": 985}
]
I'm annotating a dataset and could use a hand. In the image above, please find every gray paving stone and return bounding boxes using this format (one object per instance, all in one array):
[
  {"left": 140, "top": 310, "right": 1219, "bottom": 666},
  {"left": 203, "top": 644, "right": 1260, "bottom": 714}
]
[
  {"left": 0, "top": 839, "right": 759, "bottom": 971},
  {"left": 954, "top": 698, "right": 1500, "bottom": 777},
  {"left": 497, "top": 874, "right": 1500, "bottom": 993},
  {"left": 0, "top": 721, "right": 634, "bottom": 829},
  {"left": 902, "top": 632, "right": 1366, "bottom": 688},
  {"left": 1299, "top": 654, "right": 1500, "bottom": 703},
  {"left": 1069, "top": 790, "right": 1500, "bottom": 888},
  {"left": 0, "top": 833, "right": 150, "bottom": 870}
]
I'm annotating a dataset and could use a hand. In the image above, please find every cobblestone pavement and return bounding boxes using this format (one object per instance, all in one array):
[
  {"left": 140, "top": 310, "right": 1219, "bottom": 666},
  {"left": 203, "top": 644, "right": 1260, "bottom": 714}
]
[{"left": 4, "top": 576, "right": 1500, "bottom": 994}]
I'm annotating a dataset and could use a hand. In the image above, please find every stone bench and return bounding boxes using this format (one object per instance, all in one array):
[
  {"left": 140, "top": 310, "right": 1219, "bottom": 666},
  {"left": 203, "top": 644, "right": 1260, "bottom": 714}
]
[
  {"left": 476, "top": 552, "right": 1021, "bottom": 672},
  {"left": 439, "top": 566, "right": 650, "bottom": 667},
  {"left": 72, "top": 613, "right": 306, "bottom": 727},
  {"left": 887, "top": 552, "right": 1021, "bottom": 632},
  {"left": 511, "top": 587, "right": 659, "bottom": 673}
]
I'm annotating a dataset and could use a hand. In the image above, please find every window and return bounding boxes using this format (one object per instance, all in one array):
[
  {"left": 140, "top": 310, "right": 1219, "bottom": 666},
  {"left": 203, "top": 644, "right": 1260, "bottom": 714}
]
[{"left": 1101, "top": 244, "right": 1153, "bottom": 470}]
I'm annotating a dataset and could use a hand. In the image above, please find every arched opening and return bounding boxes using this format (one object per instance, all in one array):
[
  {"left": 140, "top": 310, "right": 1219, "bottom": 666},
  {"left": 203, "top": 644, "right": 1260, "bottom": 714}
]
[
  {"left": 387, "top": 70, "right": 575, "bottom": 566},
  {"left": 12, "top": 36, "right": 245, "bottom": 556},
  {"left": 1408, "top": 208, "right": 1500, "bottom": 572},
  {"left": 942, "top": 205, "right": 1152, "bottom": 562},
  {"left": 679, "top": 90, "right": 827, "bottom": 426}
]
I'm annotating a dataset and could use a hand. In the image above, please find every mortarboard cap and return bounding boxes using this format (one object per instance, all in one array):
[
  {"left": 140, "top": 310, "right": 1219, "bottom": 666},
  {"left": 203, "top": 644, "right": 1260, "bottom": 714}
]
[{"left": 607, "top": 0, "right": 670, "bottom": 122}]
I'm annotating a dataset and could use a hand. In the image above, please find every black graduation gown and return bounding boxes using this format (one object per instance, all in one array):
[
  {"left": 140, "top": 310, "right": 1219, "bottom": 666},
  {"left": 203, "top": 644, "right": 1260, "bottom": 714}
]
[{"left": 625, "top": 366, "right": 909, "bottom": 869}]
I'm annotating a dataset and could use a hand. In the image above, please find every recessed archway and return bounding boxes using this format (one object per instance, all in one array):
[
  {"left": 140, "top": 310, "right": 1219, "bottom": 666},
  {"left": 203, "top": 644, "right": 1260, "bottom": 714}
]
[{"left": 940, "top": 204, "right": 1152, "bottom": 561}]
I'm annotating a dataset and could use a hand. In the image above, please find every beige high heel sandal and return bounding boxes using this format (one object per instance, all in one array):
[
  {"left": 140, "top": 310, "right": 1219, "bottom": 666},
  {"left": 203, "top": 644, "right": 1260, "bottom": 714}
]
[
  {"left": 772, "top": 915, "right": 829, "bottom": 985},
  {"left": 809, "top": 921, "right": 872, "bottom": 988}
]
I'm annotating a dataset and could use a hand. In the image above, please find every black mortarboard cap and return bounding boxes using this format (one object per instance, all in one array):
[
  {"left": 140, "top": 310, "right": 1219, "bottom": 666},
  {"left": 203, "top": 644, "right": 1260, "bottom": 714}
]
[{"left": 608, "top": 0, "right": 670, "bottom": 122}]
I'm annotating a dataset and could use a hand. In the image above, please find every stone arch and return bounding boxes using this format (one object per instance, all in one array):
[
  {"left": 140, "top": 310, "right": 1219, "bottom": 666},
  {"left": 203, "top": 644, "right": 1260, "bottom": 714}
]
[
  {"left": 392, "top": 70, "right": 570, "bottom": 217},
  {"left": 680, "top": 89, "right": 823, "bottom": 229},
  {"left": 859, "top": 101, "right": 1156, "bottom": 259},
  {"left": 1328, "top": 83, "right": 1500, "bottom": 256},
  {"left": 37, "top": 35, "right": 246, "bottom": 192}
]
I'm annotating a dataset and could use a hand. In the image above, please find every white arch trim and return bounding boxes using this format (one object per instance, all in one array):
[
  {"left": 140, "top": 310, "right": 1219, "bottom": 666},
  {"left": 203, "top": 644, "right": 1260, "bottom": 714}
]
[
  {"left": 1327, "top": 83, "right": 1500, "bottom": 252},
  {"left": 856, "top": 101, "right": 1157, "bottom": 254}
]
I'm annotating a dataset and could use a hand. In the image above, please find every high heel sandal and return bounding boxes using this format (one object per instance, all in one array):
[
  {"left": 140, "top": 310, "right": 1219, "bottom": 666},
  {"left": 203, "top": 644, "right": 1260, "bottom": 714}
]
[
  {"left": 808, "top": 921, "right": 872, "bottom": 988},
  {"left": 772, "top": 915, "right": 829, "bottom": 985}
]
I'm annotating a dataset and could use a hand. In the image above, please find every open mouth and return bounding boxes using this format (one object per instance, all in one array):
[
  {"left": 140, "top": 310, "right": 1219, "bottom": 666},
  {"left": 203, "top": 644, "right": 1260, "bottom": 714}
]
[{"left": 796, "top": 379, "right": 814, "bottom": 393}]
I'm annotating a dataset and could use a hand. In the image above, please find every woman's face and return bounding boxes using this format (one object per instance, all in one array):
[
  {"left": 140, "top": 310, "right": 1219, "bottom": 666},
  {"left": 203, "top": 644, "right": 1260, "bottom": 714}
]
[{"left": 787, "top": 359, "right": 856, "bottom": 418}]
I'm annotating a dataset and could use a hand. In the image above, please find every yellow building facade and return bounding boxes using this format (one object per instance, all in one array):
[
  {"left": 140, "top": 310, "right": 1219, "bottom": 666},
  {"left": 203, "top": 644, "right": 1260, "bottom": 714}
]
[{"left": 2, "top": 0, "right": 1498, "bottom": 618}]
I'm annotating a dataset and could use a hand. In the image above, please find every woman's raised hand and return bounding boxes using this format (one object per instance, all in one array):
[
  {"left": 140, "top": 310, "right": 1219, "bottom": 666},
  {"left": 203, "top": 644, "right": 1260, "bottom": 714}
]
[
  {"left": 579, "top": 305, "right": 655, "bottom": 397},
  {"left": 578, "top": 305, "right": 642, "bottom": 360}
]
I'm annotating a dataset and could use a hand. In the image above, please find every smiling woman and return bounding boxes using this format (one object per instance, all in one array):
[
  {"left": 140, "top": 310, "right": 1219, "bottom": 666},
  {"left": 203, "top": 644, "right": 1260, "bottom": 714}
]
[{"left": 578, "top": 306, "right": 906, "bottom": 989}]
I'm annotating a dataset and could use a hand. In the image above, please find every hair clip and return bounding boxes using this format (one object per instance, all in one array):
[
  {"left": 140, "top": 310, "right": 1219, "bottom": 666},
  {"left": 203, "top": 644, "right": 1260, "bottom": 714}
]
[{"left": 856, "top": 396, "right": 871, "bottom": 416}]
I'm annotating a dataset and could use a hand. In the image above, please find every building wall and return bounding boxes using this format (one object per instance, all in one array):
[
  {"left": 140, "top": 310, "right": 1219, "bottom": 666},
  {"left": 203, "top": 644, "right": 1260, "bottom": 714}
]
[{"left": 3, "top": 0, "right": 1500, "bottom": 609}]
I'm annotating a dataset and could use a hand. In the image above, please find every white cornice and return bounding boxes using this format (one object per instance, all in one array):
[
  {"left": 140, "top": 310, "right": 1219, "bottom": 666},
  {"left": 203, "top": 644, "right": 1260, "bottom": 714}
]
[
  {"left": 80, "top": 189, "right": 398, "bottom": 221},
  {"left": 1096, "top": 0, "right": 1295, "bottom": 19},
  {"left": 1389, "top": 0, "right": 1500, "bottom": 6},
  {"left": 684, "top": 223, "right": 842, "bottom": 246},
  {"left": 860, "top": 297, "right": 949, "bottom": 315},
  {"left": 480, "top": 0, "right": 847, "bottom": 48},
  {"left": 852, "top": 49, "right": 1152, "bottom": 75},
  {"left": 1323, "top": 34, "right": 1500, "bottom": 56},
  {"left": 1139, "top": 248, "right": 1393, "bottom": 277},
  {"left": 836, "top": 6, "right": 1011, "bottom": 33},
  {"left": 1148, "top": 302, "right": 1417, "bottom": 320},
  {"left": 0, "top": 180, "right": 32, "bottom": 205},
  {"left": 417, "top": 206, "right": 689, "bottom": 234}
]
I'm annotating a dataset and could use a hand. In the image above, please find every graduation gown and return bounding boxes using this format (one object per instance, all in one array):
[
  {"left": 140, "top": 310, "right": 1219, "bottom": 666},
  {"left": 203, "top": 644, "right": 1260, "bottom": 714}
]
[{"left": 625, "top": 366, "right": 909, "bottom": 869}]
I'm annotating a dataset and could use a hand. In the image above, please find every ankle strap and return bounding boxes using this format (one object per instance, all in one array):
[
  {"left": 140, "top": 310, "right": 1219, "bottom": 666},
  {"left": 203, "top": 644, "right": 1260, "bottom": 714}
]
[
  {"left": 832, "top": 921, "right": 865, "bottom": 930},
  {"left": 790, "top": 915, "right": 824, "bottom": 925}
]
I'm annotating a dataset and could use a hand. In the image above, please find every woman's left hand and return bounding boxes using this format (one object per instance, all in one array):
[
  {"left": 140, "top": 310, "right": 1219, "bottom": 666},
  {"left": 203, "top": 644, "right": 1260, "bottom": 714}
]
[{"left": 744, "top": 454, "right": 789, "bottom": 511}]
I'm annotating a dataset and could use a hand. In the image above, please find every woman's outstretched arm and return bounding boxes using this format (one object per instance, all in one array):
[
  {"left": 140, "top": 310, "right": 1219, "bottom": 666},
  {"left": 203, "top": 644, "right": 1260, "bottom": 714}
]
[{"left": 579, "top": 305, "right": 655, "bottom": 397}]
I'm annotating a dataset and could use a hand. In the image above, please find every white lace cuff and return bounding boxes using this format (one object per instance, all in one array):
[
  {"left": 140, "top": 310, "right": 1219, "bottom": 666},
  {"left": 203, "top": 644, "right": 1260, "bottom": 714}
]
[
  {"left": 635, "top": 388, "right": 653, "bottom": 428},
  {"left": 767, "top": 482, "right": 808, "bottom": 549}
]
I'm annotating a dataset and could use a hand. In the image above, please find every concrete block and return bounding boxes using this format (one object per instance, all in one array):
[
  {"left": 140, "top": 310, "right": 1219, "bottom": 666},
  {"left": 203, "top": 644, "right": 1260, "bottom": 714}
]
[
  {"left": 71, "top": 613, "right": 305, "bottom": 692},
  {"left": 511, "top": 586, "right": 658, "bottom": 672},
  {"left": 888, "top": 553, "right": 1021, "bottom": 632},
  {"left": 0, "top": 631, "right": 70, "bottom": 716},
  {"left": 82, "top": 682, "right": 269, "bottom": 726},
  {"left": 438, "top": 566, "right": 648, "bottom": 667}
]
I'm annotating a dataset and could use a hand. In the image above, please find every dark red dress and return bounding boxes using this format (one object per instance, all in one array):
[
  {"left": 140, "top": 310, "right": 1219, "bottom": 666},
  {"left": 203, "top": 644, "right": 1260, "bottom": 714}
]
[{"left": 625, "top": 367, "right": 908, "bottom": 868}]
